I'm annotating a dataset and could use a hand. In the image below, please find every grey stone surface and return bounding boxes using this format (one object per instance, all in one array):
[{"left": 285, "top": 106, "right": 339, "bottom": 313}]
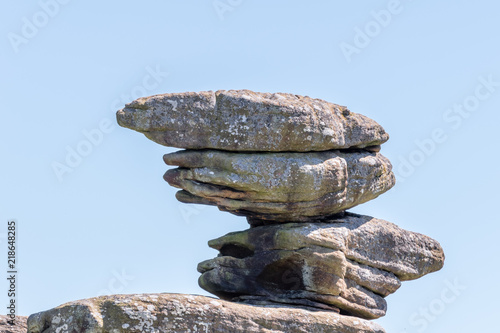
[
  {"left": 164, "top": 150, "right": 395, "bottom": 222},
  {"left": 117, "top": 90, "right": 389, "bottom": 151},
  {"left": 198, "top": 213, "right": 445, "bottom": 319},
  {"left": 27, "top": 293, "right": 386, "bottom": 333},
  {"left": 112, "top": 88, "right": 445, "bottom": 333}
]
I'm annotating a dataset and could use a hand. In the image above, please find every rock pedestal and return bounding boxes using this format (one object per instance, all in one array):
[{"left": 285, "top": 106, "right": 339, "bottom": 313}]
[
  {"left": 27, "top": 90, "right": 444, "bottom": 333},
  {"left": 198, "top": 213, "right": 444, "bottom": 320},
  {"left": 27, "top": 294, "right": 386, "bottom": 333}
]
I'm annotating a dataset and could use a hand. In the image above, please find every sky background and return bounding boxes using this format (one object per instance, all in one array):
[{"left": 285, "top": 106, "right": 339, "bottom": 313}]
[{"left": 1, "top": 1, "right": 499, "bottom": 332}]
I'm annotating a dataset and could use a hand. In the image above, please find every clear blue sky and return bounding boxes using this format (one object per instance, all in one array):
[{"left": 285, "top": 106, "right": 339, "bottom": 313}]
[{"left": 2, "top": 1, "right": 499, "bottom": 332}]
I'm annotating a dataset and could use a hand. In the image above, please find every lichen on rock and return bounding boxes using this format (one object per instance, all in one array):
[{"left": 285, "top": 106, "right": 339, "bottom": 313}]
[
  {"left": 197, "top": 213, "right": 445, "bottom": 319},
  {"left": 164, "top": 149, "right": 395, "bottom": 221},
  {"left": 116, "top": 90, "right": 389, "bottom": 151},
  {"left": 27, "top": 293, "right": 387, "bottom": 333}
]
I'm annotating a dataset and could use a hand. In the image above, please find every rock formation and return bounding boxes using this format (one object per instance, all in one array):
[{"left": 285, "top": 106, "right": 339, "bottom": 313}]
[
  {"left": 27, "top": 294, "right": 386, "bottom": 333},
  {"left": 116, "top": 90, "right": 388, "bottom": 151},
  {"left": 27, "top": 90, "right": 444, "bottom": 333},
  {"left": 163, "top": 150, "right": 395, "bottom": 221},
  {"left": 198, "top": 213, "right": 444, "bottom": 320}
]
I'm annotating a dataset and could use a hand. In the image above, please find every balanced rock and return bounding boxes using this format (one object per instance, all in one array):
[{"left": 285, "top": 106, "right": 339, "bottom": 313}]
[
  {"left": 116, "top": 90, "right": 388, "bottom": 151},
  {"left": 164, "top": 150, "right": 395, "bottom": 222},
  {"left": 198, "top": 213, "right": 445, "bottom": 319},
  {"left": 110, "top": 89, "right": 445, "bottom": 333},
  {"left": 27, "top": 293, "right": 386, "bottom": 333}
]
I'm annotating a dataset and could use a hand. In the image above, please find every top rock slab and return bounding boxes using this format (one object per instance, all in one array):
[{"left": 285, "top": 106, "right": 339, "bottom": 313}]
[{"left": 116, "top": 90, "right": 389, "bottom": 151}]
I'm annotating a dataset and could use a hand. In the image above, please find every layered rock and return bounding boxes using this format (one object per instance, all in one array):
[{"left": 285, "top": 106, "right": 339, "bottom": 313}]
[
  {"left": 27, "top": 293, "right": 386, "bottom": 333},
  {"left": 164, "top": 149, "right": 395, "bottom": 221},
  {"left": 116, "top": 90, "right": 388, "bottom": 151},
  {"left": 198, "top": 213, "right": 444, "bottom": 319},
  {"left": 31, "top": 89, "right": 442, "bottom": 333}
]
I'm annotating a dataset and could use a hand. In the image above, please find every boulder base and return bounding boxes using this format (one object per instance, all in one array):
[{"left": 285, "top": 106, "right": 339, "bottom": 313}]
[{"left": 27, "top": 293, "right": 386, "bottom": 333}]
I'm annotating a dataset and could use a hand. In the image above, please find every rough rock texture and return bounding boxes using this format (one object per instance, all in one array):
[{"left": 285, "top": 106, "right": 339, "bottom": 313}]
[
  {"left": 164, "top": 150, "right": 395, "bottom": 222},
  {"left": 0, "top": 315, "right": 27, "bottom": 333},
  {"left": 198, "top": 213, "right": 445, "bottom": 319},
  {"left": 27, "top": 293, "right": 386, "bottom": 333},
  {"left": 117, "top": 90, "right": 389, "bottom": 151},
  {"left": 111, "top": 88, "right": 444, "bottom": 333}
]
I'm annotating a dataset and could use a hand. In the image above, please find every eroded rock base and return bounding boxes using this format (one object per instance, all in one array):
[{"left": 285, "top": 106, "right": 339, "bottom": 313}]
[{"left": 27, "top": 293, "right": 385, "bottom": 333}]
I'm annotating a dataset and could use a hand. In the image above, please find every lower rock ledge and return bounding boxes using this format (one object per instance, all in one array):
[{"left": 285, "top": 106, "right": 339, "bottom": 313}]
[{"left": 27, "top": 293, "right": 386, "bottom": 333}]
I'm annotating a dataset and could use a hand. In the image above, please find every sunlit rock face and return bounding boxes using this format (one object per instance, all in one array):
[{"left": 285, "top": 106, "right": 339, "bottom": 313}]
[
  {"left": 198, "top": 213, "right": 445, "bottom": 319},
  {"left": 110, "top": 89, "right": 444, "bottom": 332},
  {"left": 27, "top": 294, "right": 387, "bottom": 333},
  {"left": 163, "top": 149, "right": 395, "bottom": 222},
  {"left": 116, "top": 90, "right": 388, "bottom": 151}
]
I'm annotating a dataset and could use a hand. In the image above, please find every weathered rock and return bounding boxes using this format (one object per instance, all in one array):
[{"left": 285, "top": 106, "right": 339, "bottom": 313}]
[
  {"left": 117, "top": 90, "right": 389, "bottom": 151},
  {"left": 198, "top": 213, "right": 444, "bottom": 319},
  {"left": 0, "top": 315, "right": 27, "bottom": 333},
  {"left": 164, "top": 150, "right": 395, "bottom": 222},
  {"left": 27, "top": 293, "right": 386, "bottom": 333}
]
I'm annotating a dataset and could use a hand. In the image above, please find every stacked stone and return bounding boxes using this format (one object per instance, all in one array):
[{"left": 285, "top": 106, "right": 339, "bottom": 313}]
[
  {"left": 116, "top": 90, "right": 444, "bottom": 331},
  {"left": 27, "top": 90, "right": 444, "bottom": 333}
]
